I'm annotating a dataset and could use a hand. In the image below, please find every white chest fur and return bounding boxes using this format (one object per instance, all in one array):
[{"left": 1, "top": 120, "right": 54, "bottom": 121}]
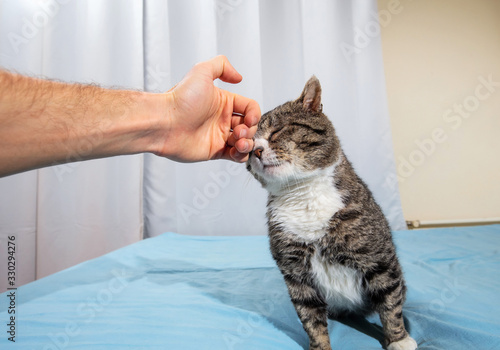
[
  {"left": 267, "top": 164, "right": 365, "bottom": 313},
  {"left": 268, "top": 167, "right": 344, "bottom": 243},
  {"left": 310, "top": 250, "right": 366, "bottom": 314}
]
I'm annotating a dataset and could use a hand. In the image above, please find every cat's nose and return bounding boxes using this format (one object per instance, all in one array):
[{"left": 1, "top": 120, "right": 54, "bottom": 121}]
[{"left": 253, "top": 147, "right": 264, "bottom": 159}]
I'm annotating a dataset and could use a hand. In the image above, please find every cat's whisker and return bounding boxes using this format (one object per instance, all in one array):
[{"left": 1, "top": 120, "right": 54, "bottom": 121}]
[
  {"left": 287, "top": 159, "right": 302, "bottom": 192},
  {"left": 243, "top": 173, "right": 253, "bottom": 189},
  {"left": 288, "top": 169, "right": 298, "bottom": 192}
]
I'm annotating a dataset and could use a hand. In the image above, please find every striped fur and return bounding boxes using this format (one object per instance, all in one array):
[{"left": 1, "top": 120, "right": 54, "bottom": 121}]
[{"left": 247, "top": 77, "right": 416, "bottom": 350}]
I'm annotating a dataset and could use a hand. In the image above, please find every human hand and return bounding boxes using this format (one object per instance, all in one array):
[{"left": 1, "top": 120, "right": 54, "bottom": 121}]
[{"left": 157, "top": 55, "right": 260, "bottom": 163}]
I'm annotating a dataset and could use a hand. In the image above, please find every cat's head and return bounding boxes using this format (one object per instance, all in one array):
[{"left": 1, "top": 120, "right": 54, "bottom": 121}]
[{"left": 246, "top": 76, "right": 340, "bottom": 193}]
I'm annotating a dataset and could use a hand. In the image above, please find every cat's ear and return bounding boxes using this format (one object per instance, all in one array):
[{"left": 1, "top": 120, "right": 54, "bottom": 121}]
[{"left": 298, "top": 76, "right": 322, "bottom": 113}]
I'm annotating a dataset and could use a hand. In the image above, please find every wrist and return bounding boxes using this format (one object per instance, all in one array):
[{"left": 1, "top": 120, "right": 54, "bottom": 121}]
[{"left": 117, "top": 91, "right": 171, "bottom": 156}]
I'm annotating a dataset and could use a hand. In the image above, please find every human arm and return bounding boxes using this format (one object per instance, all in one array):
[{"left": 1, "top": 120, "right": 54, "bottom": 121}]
[{"left": 0, "top": 55, "right": 260, "bottom": 177}]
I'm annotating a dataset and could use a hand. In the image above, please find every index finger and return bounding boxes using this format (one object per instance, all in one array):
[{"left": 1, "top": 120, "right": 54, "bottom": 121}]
[{"left": 232, "top": 94, "right": 261, "bottom": 129}]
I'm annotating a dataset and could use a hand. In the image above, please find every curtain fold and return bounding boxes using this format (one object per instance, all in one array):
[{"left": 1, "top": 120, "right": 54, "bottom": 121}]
[{"left": 0, "top": 0, "right": 405, "bottom": 291}]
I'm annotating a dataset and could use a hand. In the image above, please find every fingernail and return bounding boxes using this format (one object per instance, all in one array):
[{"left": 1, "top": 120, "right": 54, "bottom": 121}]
[
  {"left": 240, "top": 140, "right": 249, "bottom": 153},
  {"left": 240, "top": 129, "right": 247, "bottom": 139}
]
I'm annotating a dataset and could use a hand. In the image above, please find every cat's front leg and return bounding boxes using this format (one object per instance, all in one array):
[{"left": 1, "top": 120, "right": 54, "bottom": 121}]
[
  {"left": 369, "top": 273, "right": 417, "bottom": 350},
  {"left": 269, "top": 229, "right": 333, "bottom": 349},
  {"left": 271, "top": 239, "right": 332, "bottom": 350},
  {"left": 284, "top": 274, "right": 331, "bottom": 350}
]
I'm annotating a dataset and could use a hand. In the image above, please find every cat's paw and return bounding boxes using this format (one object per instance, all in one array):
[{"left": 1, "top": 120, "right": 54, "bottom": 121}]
[
  {"left": 309, "top": 345, "right": 331, "bottom": 350},
  {"left": 387, "top": 336, "right": 417, "bottom": 350}
]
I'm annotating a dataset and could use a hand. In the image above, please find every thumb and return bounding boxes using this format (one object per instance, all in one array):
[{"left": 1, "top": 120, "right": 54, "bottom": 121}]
[{"left": 207, "top": 55, "right": 243, "bottom": 84}]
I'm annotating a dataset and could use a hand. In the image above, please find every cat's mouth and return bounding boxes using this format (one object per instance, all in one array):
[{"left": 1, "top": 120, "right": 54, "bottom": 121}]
[
  {"left": 259, "top": 161, "right": 288, "bottom": 179},
  {"left": 262, "top": 162, "right": 281, "bottom": 169}
]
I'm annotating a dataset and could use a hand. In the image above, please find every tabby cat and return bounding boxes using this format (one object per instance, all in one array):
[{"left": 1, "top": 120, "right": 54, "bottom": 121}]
[{"left": 246, "top": 77, "right": 417, "bottom": 350}]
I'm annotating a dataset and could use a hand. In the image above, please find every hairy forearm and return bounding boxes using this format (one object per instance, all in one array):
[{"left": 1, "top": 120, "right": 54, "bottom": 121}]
[{"left": 0, "top": 70, "right": 166, "bottom": 177}]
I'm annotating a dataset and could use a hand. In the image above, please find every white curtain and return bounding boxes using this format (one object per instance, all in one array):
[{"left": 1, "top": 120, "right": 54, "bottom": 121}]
[
  {"left": 0, "top": 0, "right": 406, "bottom": 292},
  {"left": 0, "top": 1, "right": 145, "bottom": 288}
]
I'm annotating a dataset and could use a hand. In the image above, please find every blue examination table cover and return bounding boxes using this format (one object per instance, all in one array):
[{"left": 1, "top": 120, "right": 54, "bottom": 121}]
[{"left": 1, "top": 225, "right": 499, "bottom": 349}]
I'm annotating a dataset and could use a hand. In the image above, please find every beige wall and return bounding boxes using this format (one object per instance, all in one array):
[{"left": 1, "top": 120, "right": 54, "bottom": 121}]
[{"left": 377, "top": 0, "right": 500, "bottom": 223}]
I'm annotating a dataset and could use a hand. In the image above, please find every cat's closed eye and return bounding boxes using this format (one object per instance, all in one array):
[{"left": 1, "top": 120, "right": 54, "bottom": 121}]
[{"left": 269, "top": 128, "right": 284, "bottom": 142}]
